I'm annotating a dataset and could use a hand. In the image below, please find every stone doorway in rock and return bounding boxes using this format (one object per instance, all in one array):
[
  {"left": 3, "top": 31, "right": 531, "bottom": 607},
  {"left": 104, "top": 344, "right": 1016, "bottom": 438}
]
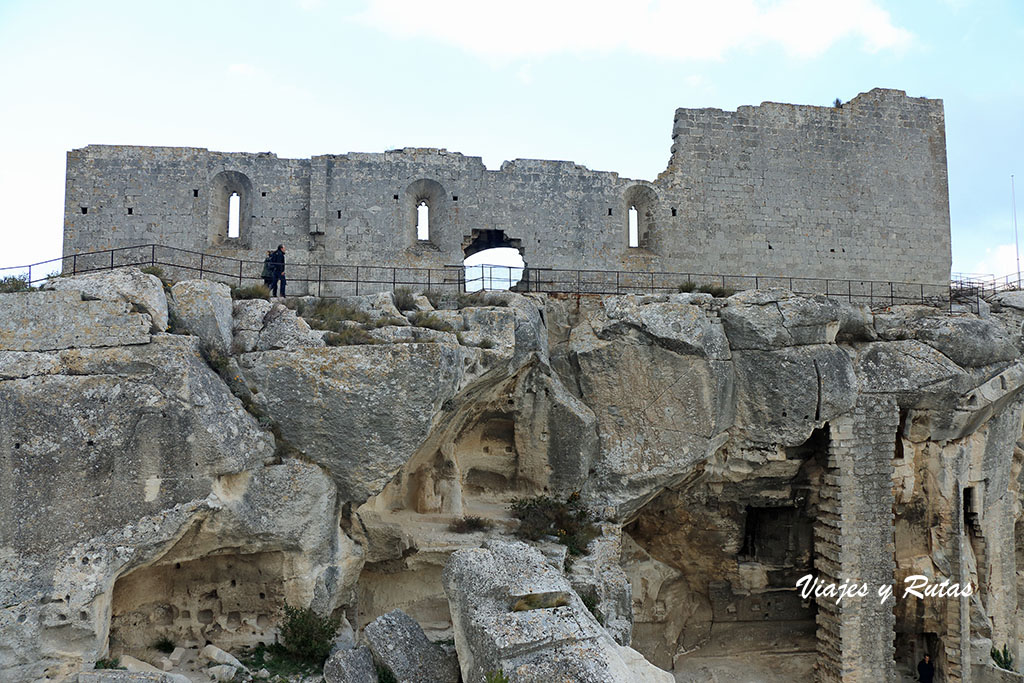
[{"left": 462, "top": 229, "right": 525, "bottom": 292}]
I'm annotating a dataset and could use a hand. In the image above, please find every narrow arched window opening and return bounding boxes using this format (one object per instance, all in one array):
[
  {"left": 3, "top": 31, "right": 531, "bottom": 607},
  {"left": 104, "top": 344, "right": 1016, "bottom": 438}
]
[
  {"left": 228, "top": 192, "right": 240, "bottom": 239},
  {"left": 628, "top": 206, "right": 639, "bottom": 248},
  {"left": 416, "top": 201, "right": 430, "bottom": 241}
]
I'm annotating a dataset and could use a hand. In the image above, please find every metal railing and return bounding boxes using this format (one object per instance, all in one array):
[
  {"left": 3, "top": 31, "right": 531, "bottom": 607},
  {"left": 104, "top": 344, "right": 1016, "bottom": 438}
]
[{"left": 0, "top": 243, "right": 964, "bottom": 309}]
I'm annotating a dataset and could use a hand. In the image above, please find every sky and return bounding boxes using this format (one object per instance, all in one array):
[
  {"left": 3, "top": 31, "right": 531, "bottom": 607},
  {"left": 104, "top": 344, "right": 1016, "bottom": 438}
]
[{"left": 0, "top": 0, "right": 1021, "bottom": 279}]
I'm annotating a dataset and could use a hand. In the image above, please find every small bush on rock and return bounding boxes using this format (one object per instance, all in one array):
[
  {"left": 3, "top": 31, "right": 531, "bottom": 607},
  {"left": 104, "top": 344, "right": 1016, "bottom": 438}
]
[
  {"left": 992, "top": 643, "right": 1016, "bottom": 671},
  {"left": 94, "top": 658, "right": 123, "bottom": 670},
  {"left": 449, "top": 516, "right": 494, "bottom": 533},
  {"left": 409, "top": 311, "right": 455, "bottom": 332},
  {"left": 393, "top": 286, "right": 417, "bottom": 311},
  {"left": 231, "top": 283, "right": 271, "bottom": 300},
  {"left": 300, "top": 299, "right": 372, "bottom": 329},
  {"left": 0, "top": 275, "right": 33, "bottom": 293},
  {"left": 485, "top": 669, "right": 511, "bottom": 683},
  {"left": 510, "top": 492, "right": 599, "bottom": 556},
  {"left": 279, "top": 604, "right": 340, "bottom": 665},
  {"left": 325, "top": 328, "right": 377, "bottom": 346},
  {"left": 153, "top": 636, "right": 175, "bottom": 654}
]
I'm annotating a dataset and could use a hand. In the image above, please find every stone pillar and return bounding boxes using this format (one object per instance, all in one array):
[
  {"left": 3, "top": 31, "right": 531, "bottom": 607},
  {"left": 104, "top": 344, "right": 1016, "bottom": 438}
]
[{"left": 815, "top": 397, "right": 898, "bottom": 682}]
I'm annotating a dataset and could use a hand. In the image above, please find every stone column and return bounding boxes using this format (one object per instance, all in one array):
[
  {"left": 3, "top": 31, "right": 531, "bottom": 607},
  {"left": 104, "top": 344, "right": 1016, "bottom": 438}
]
[{"left": 815, "top": 397, "right": 898, "bottom": 681}]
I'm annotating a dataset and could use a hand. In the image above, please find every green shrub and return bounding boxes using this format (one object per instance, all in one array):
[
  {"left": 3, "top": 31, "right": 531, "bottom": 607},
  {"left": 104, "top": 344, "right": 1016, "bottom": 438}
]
[
  {"left": 153, "top": 636, "right": 175, "bottom": 654},
  {"left": 580, "top": 592, "right": 605, "bottom": 625},
  {"left": 408, "top": 311, "right": 455, "bottom": 332},
  {"left": 448, "top": 516, "right": 494, "bottom": 533},
  {"left": 325, "top": 328, "right": 377, "bottom": 346},
  {"left": 393, "top": 286, "right": 417, "bottom": 311},
  {"left": 456, "top": 291, "right": 507, "bottom": 309},
  {"left": 697, "top": 284, "right": 734, "bottom": 298},
  {"left": 94, "top": 658, "right": 123, "bottom": 670},
  {"left": 423, "top": 289, "right": 443, "bottom": 308},
  {"left": 199, "top": 343, "right": 230, "bottom": 376},
  {"left": 485, "top": 669, "right": 511, "bottom": 683},
  {"left": 478, "top": 338, "right": 495, "bottom": 350},
  {"left": 232, "top": 283, "right": 271, "bottom": 300},
  {"left": 678, "top": 280, "right": 696, "bottom": 293},
  {"left": 0, "top": 275, "right": 33, "bottom": 293},
  {"left": 140, "top": 266, "right": 164, "bottom": 279},
  {"left": 992, "top": 643, "right": 1016, "bottom": 671},
  {"left": 301, "top": 299, "right": 371, "bottom": 330},
  {"left": 279, "top": 604, "right": 340, "bottom": 665},
  {"left": 509, "top": 492, "right": 599, "bottom": 556}
]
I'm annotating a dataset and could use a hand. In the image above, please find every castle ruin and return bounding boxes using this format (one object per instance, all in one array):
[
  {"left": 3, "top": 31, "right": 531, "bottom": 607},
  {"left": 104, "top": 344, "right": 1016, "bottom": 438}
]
[{"left": 63, "top": 88, "right": 951, "bottom": 288}]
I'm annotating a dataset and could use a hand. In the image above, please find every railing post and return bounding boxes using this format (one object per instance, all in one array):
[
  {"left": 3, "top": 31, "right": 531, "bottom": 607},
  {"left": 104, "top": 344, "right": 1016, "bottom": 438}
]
[
  {"left": 427, "top": 268, "right": 431, "bottom": 291},
  {"left": 651, "top": 272, "right": 655, "bottom": 294},
  {"left": 73, "top": 253, "right": 77, "bottom": 275},
  {"left": 392, "top": 268, "right": 396, "bottom": 291},
  {"left": 110, "top": 250, "right": 114, "bottom": 271},
  {"left": 848, "top": 280, "right": 852, "bottom": 303},
  {"left": 199, "top": 253, "right": 204, "bottom": 279},
  {"left": 355, "top": 266, "right": 359, "bottom": 296},
  {"left": 151, "top": 244, "right": 156, "bottom": 267},
  {"left": 318, "top": 265, "right": 322, "bottom": 297},
  {"left": 238, "top": 259, "right": 243, "bottom": 287},
  {"left": 28, "top": 265, "right": 31, "bottom": 286},
  {"left": 890, "top": 282, "right": 894, "bottom": 307},
  {"left": 616, "top": 271, "right": 620, "bottom": 295}
]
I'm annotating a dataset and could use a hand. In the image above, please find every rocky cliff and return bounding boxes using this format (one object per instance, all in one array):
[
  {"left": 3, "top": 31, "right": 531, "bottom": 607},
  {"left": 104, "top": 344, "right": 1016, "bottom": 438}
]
[{"left": 2, "top": 268, "right": 1023, "bottom": 683}]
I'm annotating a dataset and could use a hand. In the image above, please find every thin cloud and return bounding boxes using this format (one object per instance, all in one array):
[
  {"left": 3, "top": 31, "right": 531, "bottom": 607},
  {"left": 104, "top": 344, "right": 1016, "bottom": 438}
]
[
  {"left": 356, "top": 0, "right": 913, "bottom": 62},
  {"left": 971, "top": 243, "right": 1021, "bottom": 278}
]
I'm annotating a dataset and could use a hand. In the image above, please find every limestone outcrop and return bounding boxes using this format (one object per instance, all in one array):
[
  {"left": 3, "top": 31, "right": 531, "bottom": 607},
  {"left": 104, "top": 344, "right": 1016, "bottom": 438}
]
[
  {"left": 443, "top": 540, "right": 671, "bottom": 683},
  {"left": 3, "top": 269, "right": 1024, "bottom": 683}
]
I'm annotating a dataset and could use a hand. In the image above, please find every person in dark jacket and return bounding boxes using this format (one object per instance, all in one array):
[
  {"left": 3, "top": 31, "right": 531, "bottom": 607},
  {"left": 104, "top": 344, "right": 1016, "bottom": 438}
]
[
  {"left": 260, "top": 251, "right": 274, "bottom": 288},
  {"left": 917, "top": 654, "right": 935, "bottom": 683},
  {"left": 269, "top": 244, "right": 286, "bottom": 297}
]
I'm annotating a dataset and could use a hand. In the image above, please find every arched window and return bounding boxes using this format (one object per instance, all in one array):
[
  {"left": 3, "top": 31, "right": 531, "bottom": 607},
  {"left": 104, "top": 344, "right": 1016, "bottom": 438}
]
[
  {"left": 207, "top": 170, "right": 253, "bottom": 246},
  {"left": 228, "top": 193, "right": 240, "bottom": 239},
  {"left": 416, "top": 201, "right": 430, "bottom": 241},
  {"left": 623, "top": 185, "right": 658, "bottom": 250},
  {"left": 628, "top": 206, "right": 639, "bottom": 248},
  {"left": 405, "top": 179, "right": 446, "bottom": 245}
]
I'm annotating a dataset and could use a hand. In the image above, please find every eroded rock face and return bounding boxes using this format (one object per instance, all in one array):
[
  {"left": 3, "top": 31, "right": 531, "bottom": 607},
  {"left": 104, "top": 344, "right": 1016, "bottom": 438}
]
[
  {"left": 4, "top": 278, "right": 1024, "bottom": 683},
  {"left": 43, "top": 267, "right": 169, "bottom": 333},
  {"left": 168, "top": 280, "right": 233, "bottom": 355},
  {"left": 443, "top": 540, "right": 672, "bottom": 683}
]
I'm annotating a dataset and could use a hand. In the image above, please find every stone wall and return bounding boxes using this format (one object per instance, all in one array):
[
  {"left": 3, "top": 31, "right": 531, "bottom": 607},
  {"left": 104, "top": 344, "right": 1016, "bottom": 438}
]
[{"left": 63, "top": 88, "right": 951, "bottom": 287}]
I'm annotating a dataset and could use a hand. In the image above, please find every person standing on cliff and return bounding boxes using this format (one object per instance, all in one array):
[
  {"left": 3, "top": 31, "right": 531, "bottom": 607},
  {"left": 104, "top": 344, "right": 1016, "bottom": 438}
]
[
  {"left": 917, "top": 654, "right": 935, "bottom": 683},
  {"left": 269, "top": 244, "right": 286, "bottom": 297}
]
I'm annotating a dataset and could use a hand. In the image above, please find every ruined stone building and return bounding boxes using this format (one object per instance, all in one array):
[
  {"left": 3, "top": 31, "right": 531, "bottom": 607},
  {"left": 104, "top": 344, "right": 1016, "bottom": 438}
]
[
  {"left": 62, "top": 88, "right": 951, "bottom": 289},
  {"left": 2, "top": 89, "right": 1021, "bottom": 683}
]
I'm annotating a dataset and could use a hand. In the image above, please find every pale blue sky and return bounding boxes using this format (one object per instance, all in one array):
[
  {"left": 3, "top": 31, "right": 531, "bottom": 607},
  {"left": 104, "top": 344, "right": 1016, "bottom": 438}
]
[{"left": 0, "top": 0, "right": 1021, "bottom": 277}]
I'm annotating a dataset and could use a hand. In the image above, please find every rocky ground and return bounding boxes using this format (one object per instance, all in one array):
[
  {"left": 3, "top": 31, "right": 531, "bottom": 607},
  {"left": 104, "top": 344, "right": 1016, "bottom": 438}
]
[{"left": 3, "top": 268, "right": 1024, "bottom": 682}]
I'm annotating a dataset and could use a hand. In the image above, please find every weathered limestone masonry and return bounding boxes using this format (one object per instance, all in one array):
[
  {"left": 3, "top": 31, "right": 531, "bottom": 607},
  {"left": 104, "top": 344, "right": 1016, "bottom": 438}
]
[
  {"left": 63, "top": 88, "right": 950, "bottom": 287},
  {"left": 815, "top": 398, "right": 899, "bottom": 681}
]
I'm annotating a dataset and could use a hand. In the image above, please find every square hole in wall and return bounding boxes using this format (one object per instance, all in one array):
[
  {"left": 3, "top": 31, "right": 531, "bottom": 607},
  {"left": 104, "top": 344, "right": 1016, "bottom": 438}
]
[
  {"left": 453, "top": 195, "right": 458, "bottom": 201},
  {"left": 393, "top": 194, "right": 399, "bottom": 200},
  {"left": 671, "top": 208, "right": 677, "bottom": 217},
  {"left": 607, "top": 208, "right": 612, "bottom": 216},
  {"left": 261, "top": 191, "right": 267, "bottom": 197},
  {"left": 127, "top": 208, "right": 133, "bottom": 215},
  {"left": 193, "top": 189, "right": 199, "bottom": 197},
  {"left": 81, "top": 207, "right": 88, "bottom": 215},
  {"left": 337, "top": 210, "right": 342, "bottom": 219}
]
